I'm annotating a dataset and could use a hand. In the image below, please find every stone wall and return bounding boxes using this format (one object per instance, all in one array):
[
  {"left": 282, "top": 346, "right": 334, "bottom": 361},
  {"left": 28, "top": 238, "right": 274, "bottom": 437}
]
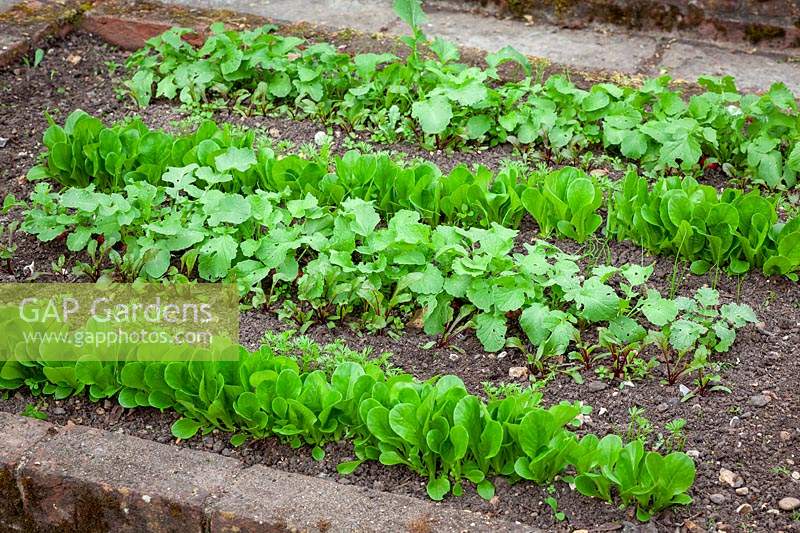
[{"left": 479, "top": 0, "right": 799, "bottom": 47}]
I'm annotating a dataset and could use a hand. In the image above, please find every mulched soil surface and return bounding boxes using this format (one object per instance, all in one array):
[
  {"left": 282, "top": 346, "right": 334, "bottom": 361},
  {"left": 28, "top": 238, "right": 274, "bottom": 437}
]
[{"left": 1, "top": 32, "right": 799, "bottom": 532}]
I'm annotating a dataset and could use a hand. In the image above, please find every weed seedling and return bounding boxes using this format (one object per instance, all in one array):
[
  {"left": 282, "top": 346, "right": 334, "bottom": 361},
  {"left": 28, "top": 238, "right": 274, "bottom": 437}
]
[
  {"left": 625, "top": 406, "right": 653, "bottom": 444},
  {"left": 655, "top": 418, "right": 687, "bottom": 452},
  {"left": 0, "top": 221, "right": 18, "bottom": 274},
  {"left": 21, "top": 403, "right": 48, "bottom": 421}
]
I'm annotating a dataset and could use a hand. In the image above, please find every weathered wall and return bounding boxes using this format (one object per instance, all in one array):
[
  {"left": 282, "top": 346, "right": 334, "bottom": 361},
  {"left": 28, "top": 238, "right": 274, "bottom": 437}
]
[{"left": 478, "top": 0, "right": 799, "bottom": 47}]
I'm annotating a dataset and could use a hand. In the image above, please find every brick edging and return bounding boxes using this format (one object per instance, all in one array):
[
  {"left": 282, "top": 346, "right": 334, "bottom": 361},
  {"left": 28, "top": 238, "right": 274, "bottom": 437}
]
[
  {"left": 0, "top": 0, "right": 94, "bottom": 69},
  {"left": 0, "top": 412, "right": 533, "bottom": 532},
  {"left": 79, "top": 0, "right": 278, "bottom": 50}
]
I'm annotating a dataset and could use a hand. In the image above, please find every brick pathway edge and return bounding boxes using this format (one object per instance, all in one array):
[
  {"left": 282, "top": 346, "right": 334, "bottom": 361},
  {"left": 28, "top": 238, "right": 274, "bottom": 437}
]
[{"left": 0, "top": 412, "right": 534, "bottom": 533}]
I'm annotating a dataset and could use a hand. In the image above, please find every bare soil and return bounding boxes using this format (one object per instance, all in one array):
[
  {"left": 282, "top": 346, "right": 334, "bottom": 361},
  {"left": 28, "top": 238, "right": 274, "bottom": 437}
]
[{"left": 1, "top": 32, "right": 799, "bottom": 532}]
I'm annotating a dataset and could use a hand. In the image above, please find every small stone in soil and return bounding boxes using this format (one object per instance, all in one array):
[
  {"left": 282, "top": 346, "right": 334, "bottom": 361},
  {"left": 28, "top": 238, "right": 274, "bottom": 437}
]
[
  {"left": 749, "top": 394, "right": 771, "bottom": 407},
  {"left": 709, "top": 493, "right": 726, "bottom": 504},
  {"left": 508, "top": 366, "right": 528, "bottom": 379},
  {"left": 778, "top": 497, "right": 800, "bottom": 511},
  {"left": 779, "top": 430, "right": 792, "bottom": 441},
  {"left": 736, "top": 503, "right": 753, "bottom": 515},
  {"left": 719, "top": 468, "right": 744, "bottom": 488},
  {"left": 655, "top": 402, "right": 670, "bottom": 413},
  {"left": 586, "top": 380, "right": 607, "bottom": 392},
  {"left": 735, "top": 487, "right": 749, "bottom": 495},
  {"left": 52, "top": 407, "right": 65, "bottom": 415},
  {"left": 0, "top": 137, "right": 7, "bottom": 148}
]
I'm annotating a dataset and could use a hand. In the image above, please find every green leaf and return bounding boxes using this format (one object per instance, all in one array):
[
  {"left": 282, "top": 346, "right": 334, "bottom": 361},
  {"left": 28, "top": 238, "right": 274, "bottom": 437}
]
[
  {"left": 343, "top": 198, "right": 380, "bottom": 235},
  {"left": 720, "top": 303, "right": 757, "bottom": 327},
  {"left": 336, "top": 460, "right": 364, "bottom": 475},
  {"left": 312, "top": 446, "right": 325, "bottom": 461},
  {"left": 198, "top": 235, "right": 238, "bottom": 281},
  {"left": 412, "top": 96, "right": 453, "bottom": 135},
  {"left": 621, "top": 130, "right": 648, "bottom": 158},
  {"left": 466, "top": 115, "right": 492, "bottom": 139},
  {"left": 669, "top": 319, "right": 707, "bottom": 352},
  {"left": 393, "top": 0, "right": 427, "bottom": 30},
  {"left": 475, "top": 480, "right": 495, "bottom": 501},
  {"left": 426, "top": 476, "right": 451, "bottom": 501},
  {"left": 475, "top": 312, "right": 507, "bottom": 352},
  {"left": 566, "top": 277, "right": 620, "bottom": 322},
  {"left": 641, "top": 290, "right": 678, "bottom": 327},
  {"left": 215, "top": 147, "right": 257, "bottom": 173},
  {"left": 412, "top": 264, "right": 445, "bottom": 294},
  {"left": 171, "top": 418, "right": 201, "bottom": 439},
  {"left": 127, "top": 70, "right": 154, "bottom": 107},
  {"left": 66, "top": 228, "right": 92, "bottom": 252},
  {"left": 389, "top": 403, "right": 419, "bottom": 445}
]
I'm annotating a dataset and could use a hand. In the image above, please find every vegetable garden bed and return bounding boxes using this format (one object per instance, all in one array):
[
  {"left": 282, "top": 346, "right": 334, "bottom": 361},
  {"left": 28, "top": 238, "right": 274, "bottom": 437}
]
[{"left": 1, "top": 3, "right": 799, "bottom": 531}]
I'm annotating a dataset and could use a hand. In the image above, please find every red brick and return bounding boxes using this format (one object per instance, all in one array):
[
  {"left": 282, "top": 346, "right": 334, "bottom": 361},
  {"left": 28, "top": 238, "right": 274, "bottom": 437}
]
[
  {"left": 80, "top": 14, "right": 206, "bottom": 50},
  {"left": 0, "top": 412, "right": 53, "bottom": 530}
]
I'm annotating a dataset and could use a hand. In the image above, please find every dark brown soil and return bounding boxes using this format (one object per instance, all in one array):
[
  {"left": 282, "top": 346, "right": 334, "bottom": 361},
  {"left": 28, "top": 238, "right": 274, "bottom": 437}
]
[{"left": 1, "top": 32, "right": 800, "bottom": 533}]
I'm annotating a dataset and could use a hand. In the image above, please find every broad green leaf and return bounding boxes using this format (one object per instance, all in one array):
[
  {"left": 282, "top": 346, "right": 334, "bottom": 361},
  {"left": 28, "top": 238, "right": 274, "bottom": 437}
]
[
  {"left": 171, "top": 418, "right": 201, "bottom": 439},
  {"left": 412, "top": 96, "right": 453, "bottom": 135},
  {"left": 215, "top": 147, "right": 257, "bottom": 173},
  {"left": 394, "top": 0, "right": 427, "bottom": 30},
  {"left": 475, "top": 312, "right": 506, "bottom": 352},
  {"left": 566, "top": 277, "right": 620, "bottom": 322}
]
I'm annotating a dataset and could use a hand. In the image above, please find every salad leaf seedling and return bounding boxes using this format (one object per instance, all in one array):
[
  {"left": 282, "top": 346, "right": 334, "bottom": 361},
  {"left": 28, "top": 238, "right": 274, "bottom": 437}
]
[
  {"left": 0, "top": 319, "right": 697, "bottom": 518},
  {"left": 124, "top": 1, "right": 800, "bottom": 190}
]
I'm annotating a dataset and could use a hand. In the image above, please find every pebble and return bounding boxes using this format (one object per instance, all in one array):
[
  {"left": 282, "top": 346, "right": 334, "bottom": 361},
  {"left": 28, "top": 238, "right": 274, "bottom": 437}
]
[
  {"left": 749, "top": 394, "right": 771, "bottom": 407},
  {"left": 792, "top": 471, "right": 800, "bottom": 481},
  {"left": 755, "top": 322, "right": 773, "bottom": 336},
  {"left": 719, "top": 468, "right": 744, "bottom": 488},
  {"left": 586, "top": 380, "right": 607, "bottom": 392},
  {"left": 508, "top": 366, "right": 528, "bottom": 379},
  {"left": 622, "top": 522, "right": 657, "bottom": 533},
  {"left": 729, "top": 416, "right": 741, "bottom": 428},
  {"left": 52, "top": 407, "right": 65, "bottom": 415},
  {"left": 736, "top": 503, "right": 753, "bottom": 515},
  {"left": 683, "top": 520, "right": 703, "bottom": 532},
  {"left": 735, "top": 487, "right": 749, "bottom": 496},
  {"left": 709, "top": 493, "right": 726, "bottom": 504},
  {"left": 778, "top": 497, "right": 800, "bottom": 511},
  {"left": 779, "top": 430, "right": 792, "bottom": 442},
  {"left": 0, "top": 137, "right": 7, "bottom": 148},
  {"left": 448, "top": 353, "right": 459, "bottom": 361},
  {"left": 655, "top": 398, "right": 678, "bottom": 412},
  {"left": 686, "top": 449, "right": 701, "bottom": 458}
]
